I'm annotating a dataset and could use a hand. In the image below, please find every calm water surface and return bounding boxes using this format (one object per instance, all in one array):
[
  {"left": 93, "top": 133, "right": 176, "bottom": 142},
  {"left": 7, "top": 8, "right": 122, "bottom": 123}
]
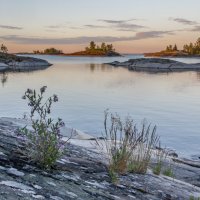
[{"left": 1, "top": 54, "right": 200, "bottom": 158}]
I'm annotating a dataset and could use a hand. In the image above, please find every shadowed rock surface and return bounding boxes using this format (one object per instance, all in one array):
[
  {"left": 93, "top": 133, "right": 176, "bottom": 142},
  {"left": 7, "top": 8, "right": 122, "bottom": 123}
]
[
  {"left": 0, "top": 117, "right": 200, "bottom": 199},
  {"left": 108, "top": 58, "right": 200, "bottom": 72},
  {"left": 0, "top": 53, "right": 51, "bottom": 72}
]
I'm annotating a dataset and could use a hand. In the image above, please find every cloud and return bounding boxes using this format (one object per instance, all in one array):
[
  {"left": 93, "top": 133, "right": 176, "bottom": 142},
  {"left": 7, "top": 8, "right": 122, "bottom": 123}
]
[
  {"left": 46, "top": 25, "right": 62, "bottom": 29},
  {"left": 98, "top": 19, "right": 146, "bottom": 31},
  {"left": 134, "top": 31, "right": 174, "bottom": 39},
  {"left": 98, "top": 19, "right": 137, "bottom": 24},
  {"left": 46, "top": 19, "right": 146, "bottom": 32},
  {"left": 46, "top": 24, "right": 68, "bottom": 29},
  {"left": 169, "top": 18, "right": 198, "bottom": 25},
  {"left": 117, "top": 24, "right": 146, "bottom": 32},
  {"left": 0, "top": 31, "right": 173, "bottom": 45},
  {"left": 0, "top": 25, "right": 23, "bottom": 30},
  {"left": 84, "top": 25, "right": 106, "bottom": 28},
  {"left": 69, "top": 26, "right": 83, "bottom": 30},
  {"left": 191, "top": 25, "right": 200, "bottom": 31}
]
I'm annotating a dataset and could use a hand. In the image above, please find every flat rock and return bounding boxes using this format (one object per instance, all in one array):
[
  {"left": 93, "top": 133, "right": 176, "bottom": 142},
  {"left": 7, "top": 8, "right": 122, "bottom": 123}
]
[
  {"left": 0, "top": 53, "right": 51, "bottom": 72},
  {"left": 0, "top": 117, "right": 95, "bottom": 140},
  {"left": 0, "top": 117, "right": 200, "bottom": 199},
  {"left": 108, "top": 58, "right": 200, "bottom": 72}
]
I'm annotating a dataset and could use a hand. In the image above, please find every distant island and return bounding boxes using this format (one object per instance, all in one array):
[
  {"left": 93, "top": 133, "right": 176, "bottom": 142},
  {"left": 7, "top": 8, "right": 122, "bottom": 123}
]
[
  {"left": 33, "top": 48, "right": 63, "bottom": 55},
  {"left": 33, "top": 41, "right": 121, "bottom": 57},
  {"left": 67, "top": 41, "right": 121, "bottom": 56},
  {"left": 145, "top": 37, "right": 200, "bottom": 57}
]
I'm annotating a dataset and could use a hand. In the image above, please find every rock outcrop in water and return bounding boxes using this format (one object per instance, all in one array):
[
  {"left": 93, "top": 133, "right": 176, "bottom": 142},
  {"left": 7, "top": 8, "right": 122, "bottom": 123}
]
[
  {"left": 108, "top": 58, "right": 200, "bottom": 72},
  {"left": 0, "top": 53, "right": 51, "bottom": 72},
  {"left": 0, "top": 117, "right": 200, "bottom": 199}
]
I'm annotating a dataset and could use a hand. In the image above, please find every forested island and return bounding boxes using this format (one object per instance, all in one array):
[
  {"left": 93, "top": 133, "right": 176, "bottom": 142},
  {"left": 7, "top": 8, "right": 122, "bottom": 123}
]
[
  {"left": 33, "top": 48, "right": 63, "bottom": 55},
  {"left": 33, "top": 41, "right": 121, "bottom": 57},
  {"left": 145, "top": 37, "right": 200, "bottom": 57},
  {"left": 67, "top": 41, "right": 121, "bottom": 56}
]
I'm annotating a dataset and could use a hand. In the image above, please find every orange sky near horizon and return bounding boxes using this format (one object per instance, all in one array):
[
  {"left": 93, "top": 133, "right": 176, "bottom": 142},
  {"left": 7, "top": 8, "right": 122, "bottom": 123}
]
[
  {"left": 5, "top": 34, "right": 199, "bottom": 54},
  {"left": 1, "top": 0, "right": 200, "bottom": 54}
]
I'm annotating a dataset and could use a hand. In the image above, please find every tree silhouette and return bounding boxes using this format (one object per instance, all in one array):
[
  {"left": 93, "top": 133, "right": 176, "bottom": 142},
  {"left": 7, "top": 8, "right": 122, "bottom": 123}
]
[
  {"left": 101, "top": 42, "right": 106, "bottom": 51},
  {"left": 89, "top": 41, "right": 96, "bottom": 50},
  {"left": 1, "top": 44, "right": 8, "bottom": 54},
  {"left": 173, "top": 44, "right": 178, "bottom": 51}
]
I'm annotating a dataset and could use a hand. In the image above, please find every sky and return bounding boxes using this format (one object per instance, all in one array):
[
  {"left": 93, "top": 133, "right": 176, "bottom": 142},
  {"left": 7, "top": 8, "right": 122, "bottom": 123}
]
[{"left": 0, "top": 0, "right": 200, "bottom": 53}]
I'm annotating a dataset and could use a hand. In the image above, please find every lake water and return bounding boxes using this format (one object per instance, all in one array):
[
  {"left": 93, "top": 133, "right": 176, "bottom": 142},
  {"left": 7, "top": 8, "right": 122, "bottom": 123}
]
[{"left": 1, "top": 54, "right": 200, "bottom": 158}]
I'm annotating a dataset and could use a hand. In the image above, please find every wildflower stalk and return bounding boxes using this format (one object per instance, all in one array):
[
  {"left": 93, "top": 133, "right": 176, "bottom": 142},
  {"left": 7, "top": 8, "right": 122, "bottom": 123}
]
[{"left": 21, "top": 86, "right": 66, "bottom": 169}]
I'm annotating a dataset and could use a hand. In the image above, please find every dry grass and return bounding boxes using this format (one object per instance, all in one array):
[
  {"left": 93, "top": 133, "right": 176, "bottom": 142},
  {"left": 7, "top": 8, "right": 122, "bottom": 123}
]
[
  {"left": 128, "top": 124, "right": 158, "bottom": 174},
  {"left": 97, "top": 110, "right": 159, "bottom": 178},
  {"left": 152, "top": 145, "right": 167, "bottom": 175}
]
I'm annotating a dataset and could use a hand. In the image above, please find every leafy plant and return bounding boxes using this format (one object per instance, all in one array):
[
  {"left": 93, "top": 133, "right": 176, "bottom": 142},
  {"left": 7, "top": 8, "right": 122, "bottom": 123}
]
[{"left": 21, "top": 86, "right": 67, "bottom": 169}]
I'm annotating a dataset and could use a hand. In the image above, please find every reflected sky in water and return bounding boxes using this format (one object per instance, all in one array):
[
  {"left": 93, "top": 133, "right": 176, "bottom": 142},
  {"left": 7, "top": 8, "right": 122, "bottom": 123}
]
[{"left": 0, "top": 54, "right": 200, "bottom": 158}]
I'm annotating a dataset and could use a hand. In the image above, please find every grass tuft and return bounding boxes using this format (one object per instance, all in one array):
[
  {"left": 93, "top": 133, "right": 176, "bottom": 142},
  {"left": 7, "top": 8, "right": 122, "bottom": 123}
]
[{"left": 97, "top": 110, "right": 159, "bottom": 182}]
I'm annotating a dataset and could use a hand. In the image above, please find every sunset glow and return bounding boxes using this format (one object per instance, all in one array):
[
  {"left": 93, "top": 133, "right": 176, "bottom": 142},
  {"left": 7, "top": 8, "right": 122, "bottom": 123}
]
[{"left": 1, "top": 0, "right": 200, "bottom": 53}]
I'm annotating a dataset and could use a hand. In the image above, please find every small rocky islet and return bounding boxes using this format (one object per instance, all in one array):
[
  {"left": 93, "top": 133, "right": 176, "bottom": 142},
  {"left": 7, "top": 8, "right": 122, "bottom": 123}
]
[
  {"left": 108, "top": 58, "right": 200, "bottom": 72},
  {"left": 0, "top": 117, "right": 200, "bottom": 200},
  {"left": 0, "top": 52, "right": 51, "bottom": 72},
  {"left": 32, "top": 42, "right": 122, "bottom": 57}
]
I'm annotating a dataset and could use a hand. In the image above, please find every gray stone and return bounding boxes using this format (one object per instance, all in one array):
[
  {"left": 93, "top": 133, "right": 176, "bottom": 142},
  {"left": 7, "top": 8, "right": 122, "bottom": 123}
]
[
  {"left": 0, "top": 117, "right": 200, "bottom": 199},
  {"left": 0, "top": 53, "right": 51, "bottom": 72},
  {"left": 108, "top": 58, "right": 200, "bottom": 72},
  {"left": 7, "top": 167, "right": 25, "bottom": 177}
]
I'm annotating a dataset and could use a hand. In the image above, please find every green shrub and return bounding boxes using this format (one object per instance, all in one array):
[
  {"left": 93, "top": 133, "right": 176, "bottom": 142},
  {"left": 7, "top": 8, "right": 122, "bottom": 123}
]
[{"left": 21, "top": 86, "right": 66, "bottom": 169}]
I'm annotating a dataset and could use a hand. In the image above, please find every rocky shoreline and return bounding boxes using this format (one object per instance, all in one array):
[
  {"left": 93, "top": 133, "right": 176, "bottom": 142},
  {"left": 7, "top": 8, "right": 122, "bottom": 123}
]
[
  {"left": 108, "top": 58, "right": 200, "bottom": 72},
  {"left": 0, "top": 53, "right": 52, "bottom": 72},
  {"left": 0, "top": 117, "right": 200, "bottom": 199}
]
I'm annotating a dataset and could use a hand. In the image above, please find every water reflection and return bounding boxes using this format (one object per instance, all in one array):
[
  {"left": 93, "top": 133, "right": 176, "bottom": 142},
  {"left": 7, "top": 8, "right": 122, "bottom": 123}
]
[
  {"left": 88, "top": 62, "right": 200, "bottom": 77},
  {"left": 0, "top": 73, "right": 8, "bottom": 87},
  {"left": 196, "top": 72, "right": 200, "bottom": 81},
  {"left": 88, "top": 63, "right": 112, "bottom": 72},
  {"left": 1, "top": 55, "right": 200, "bottom": 157},
  {"left": 89, "top": 63, "right": 95, "bottom": 72}
]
